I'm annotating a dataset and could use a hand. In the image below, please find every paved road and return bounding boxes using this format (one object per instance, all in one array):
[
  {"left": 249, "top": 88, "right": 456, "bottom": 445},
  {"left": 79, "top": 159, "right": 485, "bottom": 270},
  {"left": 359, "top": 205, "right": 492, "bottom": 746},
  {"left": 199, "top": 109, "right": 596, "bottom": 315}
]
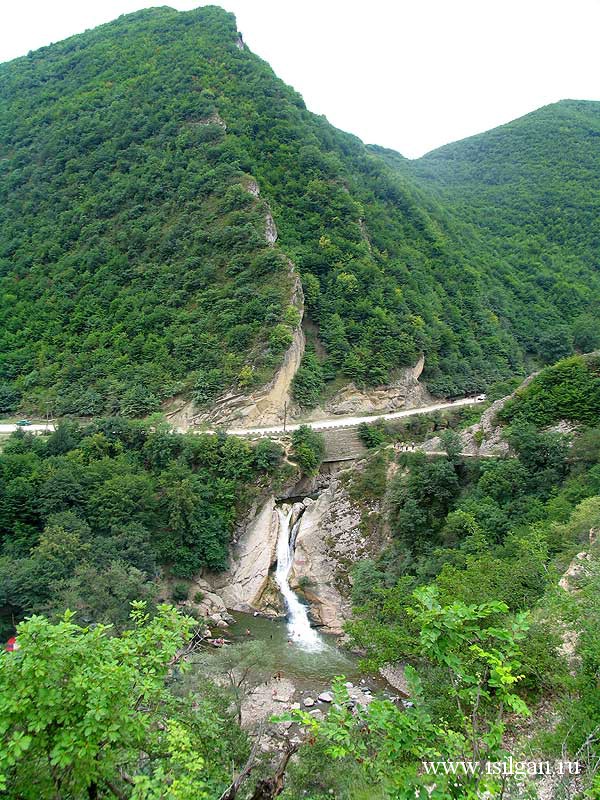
[
  {"left": 0, "top": 423, "right": 55, "bottom": 434},
  {"left": 223, "top": 397, "right": 485, "bottom": 437},
  {"left": 0, "top": 397, "right": 485, "bottom": 437}
]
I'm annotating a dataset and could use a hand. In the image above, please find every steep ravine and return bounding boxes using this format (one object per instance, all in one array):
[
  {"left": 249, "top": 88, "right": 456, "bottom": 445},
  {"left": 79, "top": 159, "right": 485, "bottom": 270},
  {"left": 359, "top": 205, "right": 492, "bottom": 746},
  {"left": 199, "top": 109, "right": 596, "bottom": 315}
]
[{"left": 196, "top": 468, "right": 374, "bottom": 635}]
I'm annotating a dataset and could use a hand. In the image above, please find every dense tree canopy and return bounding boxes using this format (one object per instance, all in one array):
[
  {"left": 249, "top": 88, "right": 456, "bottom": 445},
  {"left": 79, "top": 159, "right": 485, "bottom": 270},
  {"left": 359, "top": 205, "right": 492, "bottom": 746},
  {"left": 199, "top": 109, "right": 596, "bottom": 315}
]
[
  {"left": 0, "top": 603, "right": 250, "bottom": 799},
  {"left": 498, "top": 353, "right": 600, "bottom": 427},
  {"left": 1, "top": 7, "right": 598, "bottom": 415},
  {"left": 0, "top": 420, "right": 284, "bottom": 637}
]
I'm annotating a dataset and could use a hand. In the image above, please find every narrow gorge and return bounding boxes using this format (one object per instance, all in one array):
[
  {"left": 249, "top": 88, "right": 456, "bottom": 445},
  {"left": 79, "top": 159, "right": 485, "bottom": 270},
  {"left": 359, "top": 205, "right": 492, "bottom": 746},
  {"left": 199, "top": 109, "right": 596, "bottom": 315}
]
[{"left": 275, "top": 503, "right": 323, "bottom": 650}]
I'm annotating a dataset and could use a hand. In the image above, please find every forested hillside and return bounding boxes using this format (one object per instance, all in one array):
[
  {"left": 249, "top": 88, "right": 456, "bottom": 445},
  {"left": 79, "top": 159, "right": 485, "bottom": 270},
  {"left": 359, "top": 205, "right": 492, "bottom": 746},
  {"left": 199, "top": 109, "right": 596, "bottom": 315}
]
[
  {"left": 0, "top": 419, "right": 290, "bottom": 638},
  {"left": 406, "top": 100, "right": 600, "bottom": 364},
  {"left": 1, "top": 6, "right": 598, "bottom": 416}
]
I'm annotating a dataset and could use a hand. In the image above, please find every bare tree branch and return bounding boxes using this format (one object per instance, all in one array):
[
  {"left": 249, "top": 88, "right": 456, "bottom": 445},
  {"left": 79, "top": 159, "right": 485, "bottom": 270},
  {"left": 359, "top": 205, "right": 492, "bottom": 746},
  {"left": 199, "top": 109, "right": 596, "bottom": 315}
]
[{"left": 218, "top": 725, "right": 265, "bottom": 800}]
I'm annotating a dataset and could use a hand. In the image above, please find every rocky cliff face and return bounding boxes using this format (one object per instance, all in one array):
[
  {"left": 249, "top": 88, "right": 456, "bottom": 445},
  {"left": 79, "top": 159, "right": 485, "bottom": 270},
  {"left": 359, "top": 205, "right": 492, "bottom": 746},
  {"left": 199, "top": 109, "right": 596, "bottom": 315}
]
[
  {"left": 419, "top": 375, "right": 537, "bottom": 457},
  {"left": 196, "top": 466, "right": 375, "bottom": 635},
  {"left": 201, "top": 496, "right": 280, "bottom": 612},
  {"left": 304, "top": 355, "right": 431, "bottom": 420},
  {"left": 165, "top": 180, "right": 305, "bottom": 430},
  {"left": 289, "top": 479, "right": 369, "bottom": 635}
]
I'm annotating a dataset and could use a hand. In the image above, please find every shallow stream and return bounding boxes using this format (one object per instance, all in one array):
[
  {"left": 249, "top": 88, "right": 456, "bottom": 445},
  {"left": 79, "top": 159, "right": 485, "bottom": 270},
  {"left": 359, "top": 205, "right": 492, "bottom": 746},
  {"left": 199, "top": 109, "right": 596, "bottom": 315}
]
[{"left": 226, "top": 611, "right": 364, "bottom": 688}]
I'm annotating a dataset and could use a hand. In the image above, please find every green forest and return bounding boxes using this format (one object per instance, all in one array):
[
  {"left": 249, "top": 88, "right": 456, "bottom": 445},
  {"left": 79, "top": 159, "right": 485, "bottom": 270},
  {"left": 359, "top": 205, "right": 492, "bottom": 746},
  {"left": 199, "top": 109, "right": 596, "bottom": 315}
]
[
  {"left": 3, "top": 356, "right": 600, "bottom": 798},
  {"left": 0, "top": 420, "right": 275, "bottom": 635},
  {"left": 1, "top": 6, "right": 599, "bottom": 416},
  {"left": 2, "top": 5, "right": 600, "bottom": 799}
]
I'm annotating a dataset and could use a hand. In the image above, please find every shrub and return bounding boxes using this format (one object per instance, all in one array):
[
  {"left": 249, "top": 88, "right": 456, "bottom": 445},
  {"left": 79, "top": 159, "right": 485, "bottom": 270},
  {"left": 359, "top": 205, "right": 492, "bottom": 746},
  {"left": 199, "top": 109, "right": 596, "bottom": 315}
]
[
  {"left": 290, "top": 425, "right": 325, "bottom": 476},
  {"left": 172, "top": 582, "right": 189, "bottom": 603},
  {"left": 292, "top": 350, "right": 324, "bottom": 408},
  {"left": 357, "top": 421, "right": 386, "bottom": 448}
]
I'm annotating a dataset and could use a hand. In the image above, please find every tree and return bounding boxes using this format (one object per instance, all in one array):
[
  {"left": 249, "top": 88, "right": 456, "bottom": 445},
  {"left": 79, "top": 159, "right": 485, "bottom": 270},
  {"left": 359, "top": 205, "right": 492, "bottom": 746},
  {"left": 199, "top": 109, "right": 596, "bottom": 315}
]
[
  {"left": 357, "top": 421, "right": 386, "bottom": 449},
  {"left": 439, "top": 429, "right": 462, "bottom": 462},
  {"left": 0, "top": 603, "right": 247, "bottom": 799},
  {"left": 290, "top": 586, "right": 530, "bottom": 799},
  {"left": 253, "top": 439, "right": 284, "bottom": 472},
  {"left": 190, "top": 641, "right": 273, "bottom": 725},
  {"left": 290, "top": 426, "right": 325, "bottom": 476},
  {"left": 291, "top": 350, "right": 324, "bottom": 408}
]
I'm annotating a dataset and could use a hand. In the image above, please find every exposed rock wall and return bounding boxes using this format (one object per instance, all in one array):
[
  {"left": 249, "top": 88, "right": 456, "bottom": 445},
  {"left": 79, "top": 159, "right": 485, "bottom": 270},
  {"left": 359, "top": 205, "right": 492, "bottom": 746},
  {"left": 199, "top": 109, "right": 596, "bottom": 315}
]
[
  {"left": 290, "top": 479, "right": 367, "bottom": 634},
  {"left": 164, "top": 174, "right": 304, "bottom": 430},
  {"left": 201, "top": 496, "right": 280, "bottom": 611},
  {"left": 419, "top": 374, "right": 536, "bottom": 458},
  {"left": 304, "top": 355, "right": 431, "bottom": 420},
  {"left": 166, "top": 269, "right": 304, "bottom": 429},
  {"left": 197, "top": 466, "right": 376, "bottom": 635}
]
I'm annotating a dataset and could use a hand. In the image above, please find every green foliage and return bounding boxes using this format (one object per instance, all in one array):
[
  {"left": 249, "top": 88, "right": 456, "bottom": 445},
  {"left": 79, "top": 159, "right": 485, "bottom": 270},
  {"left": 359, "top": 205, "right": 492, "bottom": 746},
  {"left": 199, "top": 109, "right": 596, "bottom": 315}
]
[
  {"left": 500, "top": 354, "right": 600, "bottom": 427},
  {"left": 280, "top": 736, "right": 384, "bottom": 800},
  {"left": 252, "top": 437, "right": 284, "bottom": 472},
  {"left": 533, "top": 553, "right": 600, "bottom": 784},
  {"left": 439, "top": 428, "right": 462, "bottom": 461},
  {"left": 0, "top": 603, "right": 249, "bottom": 799},
  {"left": 389, "top": 454, "right": 460, "bottom": 551},
  {"left": 0, "top": 420, "right": 277, "bottom": 629},
  {"left": 172, "top": 582, "right": 189, "bottom": 603},
  {"left": 290, "top": 425, "right": 325, "bottom": 475},
  {"left": 2, "top": 10, "right": 598, "bottom": 413},
  {"left": 291, "top": 587, "right": 530, "bottom": 799},
  {"left": 407, "top": 99, "right": 600, "bottom": 373},
  {"left": 357, "top": 420, "right": 387, "bottom": 448},
  {"left": 0, "top": 7, "right": 294, "bottom": 416},
  {"left": 291, "top": 349, "right": 325, "bottom": 408}
]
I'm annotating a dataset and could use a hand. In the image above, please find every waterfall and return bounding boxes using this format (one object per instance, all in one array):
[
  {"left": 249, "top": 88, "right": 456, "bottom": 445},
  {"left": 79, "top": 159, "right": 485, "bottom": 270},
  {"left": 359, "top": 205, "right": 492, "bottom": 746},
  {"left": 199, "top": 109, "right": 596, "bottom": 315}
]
[{"left": 275, "top": 506, "right": 323, "bottom": 651}]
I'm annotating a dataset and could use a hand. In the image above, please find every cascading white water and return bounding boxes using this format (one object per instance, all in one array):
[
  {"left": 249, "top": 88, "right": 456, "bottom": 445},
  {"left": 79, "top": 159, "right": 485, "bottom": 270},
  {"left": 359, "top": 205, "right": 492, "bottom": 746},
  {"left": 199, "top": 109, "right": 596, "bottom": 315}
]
[{"left": 275, "top": 506, "right": 323, "bottom": 651}]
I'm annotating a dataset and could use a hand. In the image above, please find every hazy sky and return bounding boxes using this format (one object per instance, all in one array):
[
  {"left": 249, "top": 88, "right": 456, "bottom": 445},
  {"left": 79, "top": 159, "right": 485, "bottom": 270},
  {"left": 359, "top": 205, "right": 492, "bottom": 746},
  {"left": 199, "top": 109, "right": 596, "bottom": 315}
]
[{"left": 2, "top": 0, "right": 599, "bottom": 158}]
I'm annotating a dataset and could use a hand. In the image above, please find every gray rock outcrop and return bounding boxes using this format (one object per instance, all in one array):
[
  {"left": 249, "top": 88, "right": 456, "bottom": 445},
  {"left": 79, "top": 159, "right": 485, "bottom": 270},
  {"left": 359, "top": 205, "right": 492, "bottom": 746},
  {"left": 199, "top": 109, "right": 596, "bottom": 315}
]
[
  {"left": 167, "top": 269, "right": 304, "bottom": 430},
  {"left": 304, "top": 355, "right": 431, "bottom": 419},
  {"left": 419, "top": 375, "right": 537, "bottom": 458},
  {"left": 290, "top": 480, "right": 366, "bottom": 634},
  {"left": 201, "top": 497, "right": 280, "bottom": 611}
]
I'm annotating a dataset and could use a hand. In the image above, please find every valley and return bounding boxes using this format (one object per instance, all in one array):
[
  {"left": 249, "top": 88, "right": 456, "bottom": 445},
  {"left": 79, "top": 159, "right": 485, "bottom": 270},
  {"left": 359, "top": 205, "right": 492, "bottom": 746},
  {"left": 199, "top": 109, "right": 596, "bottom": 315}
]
[{"left": 0, "top": 5, "right": 599, "bottom": 799}]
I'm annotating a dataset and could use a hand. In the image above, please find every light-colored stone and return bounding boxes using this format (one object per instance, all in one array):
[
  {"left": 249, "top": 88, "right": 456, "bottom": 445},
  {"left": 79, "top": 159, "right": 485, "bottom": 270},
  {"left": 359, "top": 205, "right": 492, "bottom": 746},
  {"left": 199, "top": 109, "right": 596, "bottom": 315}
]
[
  {"left": 318, "top": 691, "right": 333, "bottom": 703},
  {"left": 240, "top": 678, "right": 296, "bottom": 728},
  {"left": 265, "top": 212, "right": 278, "bottom": 244},
  {"left": 165, "top": 262, "right": 304, "bottom": 430},
  {"left": 379, "top": 664, "right": 411, "bottom": 696},
  {"left": 202, "top": 497, "right": 280, "bottom": 611},
  {"left": 304, "top": 356, "right": 431, "bottom": 421},
  {"left": 290, "top": 480, "right": 365, "bottom": 634},
  {"left": 419, "top": 374, "right": 537, "bottom": 458},
  {"left": 351, "top": 691, "right": 374, "bottom": 707},
  {"left": 303, "top": 697, "right": 315, "bottom": 707}
]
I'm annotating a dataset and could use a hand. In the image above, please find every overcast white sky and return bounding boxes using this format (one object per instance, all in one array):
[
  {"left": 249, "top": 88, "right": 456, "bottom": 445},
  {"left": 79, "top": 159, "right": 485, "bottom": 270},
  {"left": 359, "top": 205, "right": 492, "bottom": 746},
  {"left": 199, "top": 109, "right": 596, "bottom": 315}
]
[{"left": 2, "top": 1, "right": 599, "bottom": 158}]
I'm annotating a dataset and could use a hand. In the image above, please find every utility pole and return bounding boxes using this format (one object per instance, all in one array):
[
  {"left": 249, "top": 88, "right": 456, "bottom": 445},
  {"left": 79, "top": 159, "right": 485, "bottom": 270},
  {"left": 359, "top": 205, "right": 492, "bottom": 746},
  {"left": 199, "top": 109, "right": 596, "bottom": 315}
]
[{"left": 283, "top": 401, "right": 287, "bottom": 434}]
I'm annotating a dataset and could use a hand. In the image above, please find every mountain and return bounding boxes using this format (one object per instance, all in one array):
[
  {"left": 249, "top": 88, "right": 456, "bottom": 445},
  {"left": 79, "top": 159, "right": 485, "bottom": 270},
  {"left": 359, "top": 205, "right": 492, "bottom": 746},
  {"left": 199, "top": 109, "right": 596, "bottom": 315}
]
[
  {"left": 1, "top": 6, "right": 598, "bottom": 417},
  {"left": 407, "top": 99, "right": 600, "bottom": 362}
]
